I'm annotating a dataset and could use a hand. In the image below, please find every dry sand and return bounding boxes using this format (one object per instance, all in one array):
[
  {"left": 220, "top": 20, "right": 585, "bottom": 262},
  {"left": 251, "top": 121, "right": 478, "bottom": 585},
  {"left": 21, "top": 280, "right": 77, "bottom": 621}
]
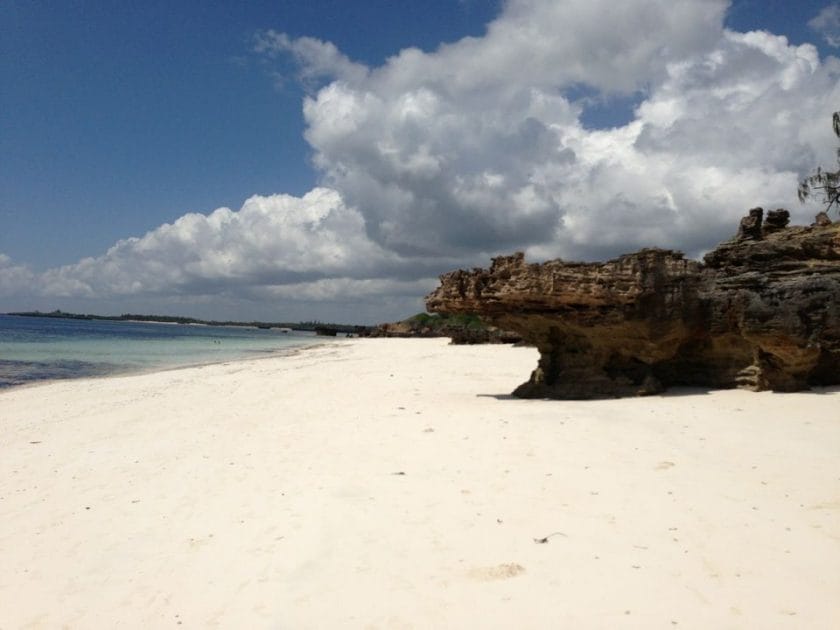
[{"left": 1, "top": 338, "right": 838, "bottom": 629}]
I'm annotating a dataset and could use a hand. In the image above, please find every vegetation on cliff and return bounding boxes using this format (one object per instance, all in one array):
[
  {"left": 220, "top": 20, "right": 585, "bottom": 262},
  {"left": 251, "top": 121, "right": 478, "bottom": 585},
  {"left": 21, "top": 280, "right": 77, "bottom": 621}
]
[{"left": 365, "top": 312, "right": 521, "bottom": 344}]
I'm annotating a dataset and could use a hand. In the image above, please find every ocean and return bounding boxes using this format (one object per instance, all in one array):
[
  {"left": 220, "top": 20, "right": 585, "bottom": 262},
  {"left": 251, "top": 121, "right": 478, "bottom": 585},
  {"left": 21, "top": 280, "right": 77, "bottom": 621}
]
[{"left": 0, "top": 314, "right": 330, "bottom": 389}]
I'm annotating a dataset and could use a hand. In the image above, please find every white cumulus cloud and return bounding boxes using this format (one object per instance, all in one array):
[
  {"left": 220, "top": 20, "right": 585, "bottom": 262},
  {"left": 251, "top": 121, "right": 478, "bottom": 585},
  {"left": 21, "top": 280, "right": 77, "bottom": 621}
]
[
  {"left": 34, "top": 188, "right": 418, "bottom": 300},
  {"left": 0, "top": 254, "right": 35, "bottom": 296},
  {"left": 287, "top": 0, "right": 838, "bottom": 263}
]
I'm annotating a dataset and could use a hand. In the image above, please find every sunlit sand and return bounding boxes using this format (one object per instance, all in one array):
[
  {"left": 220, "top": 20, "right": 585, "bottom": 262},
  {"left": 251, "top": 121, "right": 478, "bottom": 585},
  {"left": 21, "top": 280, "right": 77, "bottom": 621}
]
[{"left": 1, "top": 339, "right": 838, "bottom": 628}]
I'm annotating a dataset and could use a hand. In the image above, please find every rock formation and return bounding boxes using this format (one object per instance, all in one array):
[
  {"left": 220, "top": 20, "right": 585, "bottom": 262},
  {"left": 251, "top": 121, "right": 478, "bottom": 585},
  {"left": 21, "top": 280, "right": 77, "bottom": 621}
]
[{"left": 425, "top": 209, "right": 839, "bottom": 399}]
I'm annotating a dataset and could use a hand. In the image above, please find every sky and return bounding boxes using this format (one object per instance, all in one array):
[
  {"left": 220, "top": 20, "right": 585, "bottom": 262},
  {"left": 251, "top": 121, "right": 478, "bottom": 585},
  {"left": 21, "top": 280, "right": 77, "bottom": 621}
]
[{"left": 1, "top": 0, "right": 839, "bottom": 324}]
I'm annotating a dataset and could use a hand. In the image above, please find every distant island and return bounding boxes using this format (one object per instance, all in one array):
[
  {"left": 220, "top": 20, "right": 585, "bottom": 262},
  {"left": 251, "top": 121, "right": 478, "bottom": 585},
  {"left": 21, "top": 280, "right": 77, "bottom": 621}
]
[
  {"left": 5, "top": 309, "right": 370, "bottom": 336},
  {"left": 6, "top": 309, "right": 524, "bottom": 343}
]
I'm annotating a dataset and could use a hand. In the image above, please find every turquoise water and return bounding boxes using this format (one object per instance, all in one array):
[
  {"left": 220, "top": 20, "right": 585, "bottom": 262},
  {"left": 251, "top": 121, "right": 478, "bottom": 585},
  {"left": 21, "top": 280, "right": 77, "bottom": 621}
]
[{"left": 0, "top": 314, "right": 329, "bottom": 388}]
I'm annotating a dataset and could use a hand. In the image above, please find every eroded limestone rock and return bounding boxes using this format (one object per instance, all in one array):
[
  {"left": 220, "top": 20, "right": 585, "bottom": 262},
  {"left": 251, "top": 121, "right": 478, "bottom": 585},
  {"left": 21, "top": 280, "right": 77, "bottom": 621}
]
[{"left": 426, "top": 209, "right": 840, "bottom": 399}]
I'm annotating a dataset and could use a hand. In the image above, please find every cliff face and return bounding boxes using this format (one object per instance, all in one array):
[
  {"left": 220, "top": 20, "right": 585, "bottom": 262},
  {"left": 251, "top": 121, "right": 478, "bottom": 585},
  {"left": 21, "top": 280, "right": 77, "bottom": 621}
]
[{"left": 425, "top": 209, "right": 840, "bottom": 398}]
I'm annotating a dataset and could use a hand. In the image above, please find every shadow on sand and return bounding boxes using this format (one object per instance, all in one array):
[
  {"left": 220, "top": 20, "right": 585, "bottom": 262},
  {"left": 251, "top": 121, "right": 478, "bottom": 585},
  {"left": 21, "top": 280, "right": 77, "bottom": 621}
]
[{"left": 477, "top": 384, "right": 840, "bottom": 401}]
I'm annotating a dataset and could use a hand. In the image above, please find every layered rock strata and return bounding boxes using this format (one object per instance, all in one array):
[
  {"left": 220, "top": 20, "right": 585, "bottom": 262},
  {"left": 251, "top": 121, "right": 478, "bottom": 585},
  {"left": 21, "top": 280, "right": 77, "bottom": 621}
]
[{"left": 426, "top": 209, "right": 840, "bottom": 398}]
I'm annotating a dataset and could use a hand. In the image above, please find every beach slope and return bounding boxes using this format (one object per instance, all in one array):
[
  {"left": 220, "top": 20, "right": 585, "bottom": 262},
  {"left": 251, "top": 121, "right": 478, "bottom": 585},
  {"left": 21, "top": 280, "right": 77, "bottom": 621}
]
[{"left": 1, "top": 339, "right": 838, "bottom": 628}]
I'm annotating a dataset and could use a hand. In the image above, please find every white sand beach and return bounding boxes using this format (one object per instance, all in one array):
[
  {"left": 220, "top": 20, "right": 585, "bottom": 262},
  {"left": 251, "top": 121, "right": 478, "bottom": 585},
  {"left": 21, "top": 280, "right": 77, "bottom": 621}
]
[{"left": 1, "top": 338, "right": 838, "bottom": 629}]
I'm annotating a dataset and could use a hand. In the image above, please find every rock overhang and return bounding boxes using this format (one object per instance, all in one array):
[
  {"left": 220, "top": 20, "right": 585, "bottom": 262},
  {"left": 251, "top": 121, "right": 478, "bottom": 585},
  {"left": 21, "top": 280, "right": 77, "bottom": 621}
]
[{"left": 426, "top": 209, "right": 840, "bottom": 399}]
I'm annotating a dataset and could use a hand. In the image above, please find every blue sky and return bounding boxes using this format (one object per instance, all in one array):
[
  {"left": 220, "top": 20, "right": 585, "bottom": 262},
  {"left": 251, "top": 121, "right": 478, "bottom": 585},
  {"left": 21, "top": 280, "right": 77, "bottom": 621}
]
[
  {"left": 1, "top": 1, "right": 839, "bottom": 322},
  {"left": 1, "top": 1, "right": 499, "bottom": 269}
]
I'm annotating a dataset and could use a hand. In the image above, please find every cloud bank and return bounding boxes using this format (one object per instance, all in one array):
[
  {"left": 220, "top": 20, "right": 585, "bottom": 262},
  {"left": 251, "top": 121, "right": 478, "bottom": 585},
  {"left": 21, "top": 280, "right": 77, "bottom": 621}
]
[{"left": 3, "top": 0, "right": 839, "bottom": 321}]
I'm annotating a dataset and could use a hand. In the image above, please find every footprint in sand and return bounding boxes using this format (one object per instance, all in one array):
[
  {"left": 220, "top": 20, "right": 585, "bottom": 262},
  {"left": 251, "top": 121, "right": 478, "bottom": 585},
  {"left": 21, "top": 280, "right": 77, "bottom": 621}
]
[{"left": 468, "top": 563, "right": 525, "bottom": 581}]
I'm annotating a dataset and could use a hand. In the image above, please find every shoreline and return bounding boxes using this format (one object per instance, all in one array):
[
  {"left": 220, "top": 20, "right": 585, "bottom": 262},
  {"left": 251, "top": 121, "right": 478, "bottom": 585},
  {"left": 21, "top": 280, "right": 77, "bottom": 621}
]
[
  {"left": 0, "top": 338, "right": 336, "bottom": 394},
  {"left": 2, "top": 338, "right": 838, "bottom": 628},
  {"left": 4, "top": 336, "right": 838, "bottom": 399}
]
